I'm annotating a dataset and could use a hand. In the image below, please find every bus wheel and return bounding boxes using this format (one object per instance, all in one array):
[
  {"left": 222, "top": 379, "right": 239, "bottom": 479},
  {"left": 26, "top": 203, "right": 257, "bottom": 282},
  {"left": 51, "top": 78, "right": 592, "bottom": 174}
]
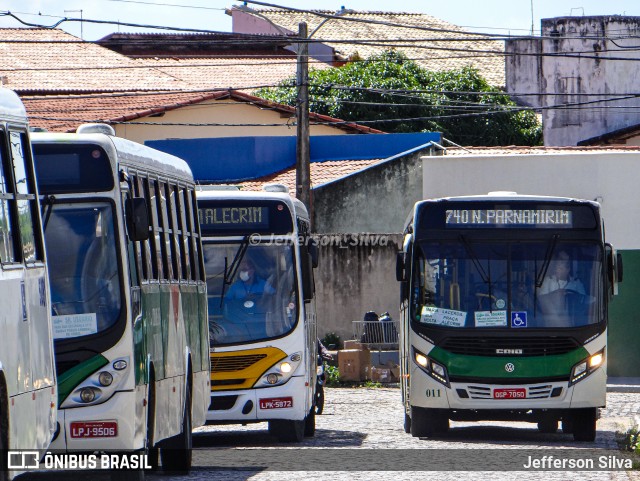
[
  {"left": 410, "top": 407, "right": 449, "bottom": 438},
  {"left": 572, "top": 408, "right": 597, "bottom": 442},
  {"left": 561, "top": 416, "right": 574, "bottom": 434},
  {"left": 0, "top": 388, "right": 8, "bottom": 481},
  {"left": 403, "top": 412, "right": 412, "bottom": 434},
  {"left": 304, "top": 408, "right": 316, "bottom": 437},
  {"left": 537, "top": 418, "right": 558, "bottom": 434},
  {"left": 268, "top": 419, "right": 305, "bottom": 442},
  {"left": 160, "top": 388, "right": 193, "bottom": 473}
]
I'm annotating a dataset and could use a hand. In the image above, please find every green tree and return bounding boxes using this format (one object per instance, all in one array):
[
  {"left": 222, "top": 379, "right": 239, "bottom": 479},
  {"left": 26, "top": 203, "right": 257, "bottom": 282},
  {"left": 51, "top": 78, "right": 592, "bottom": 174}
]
[{"left": 257, "top": 51, "right": 542, "bottom": 146}]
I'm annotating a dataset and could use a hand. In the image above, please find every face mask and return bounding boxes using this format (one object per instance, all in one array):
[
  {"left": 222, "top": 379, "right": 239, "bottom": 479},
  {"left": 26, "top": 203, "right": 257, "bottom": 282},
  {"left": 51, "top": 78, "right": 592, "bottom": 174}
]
[{"left": 239, "top": 271, "right": 250, "bottom": 282}]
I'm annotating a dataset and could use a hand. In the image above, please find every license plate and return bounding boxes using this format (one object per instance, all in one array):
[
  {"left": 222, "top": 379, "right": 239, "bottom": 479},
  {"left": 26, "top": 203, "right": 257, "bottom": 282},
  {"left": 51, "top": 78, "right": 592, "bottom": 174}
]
[
  {"left": 70, "top": 421, "right": 118, "bottom": 438},
  {"left": 259, "top": 397, "right": 293, "bottom": 409},
  {"left": 493, "top": 388, "right": 526, "bottom": 399}
]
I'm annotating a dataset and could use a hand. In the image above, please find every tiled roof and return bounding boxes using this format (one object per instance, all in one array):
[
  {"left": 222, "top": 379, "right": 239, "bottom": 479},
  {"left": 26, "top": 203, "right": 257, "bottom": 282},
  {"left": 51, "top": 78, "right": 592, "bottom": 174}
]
[
  {"left": 239, "top": 9, "right": 505, "bottom": 87},
  {"left": 0, "top": 28, "right": 192, "bottom": 93},
  {"left": 234, "top": 159, "right": 385, "bottom": 194},
  {"left": 133, "top": 56, "right": 322, "bottom": 91},
  {"left": 22, "top": 89, "right": 384, "bottom": 134},
  {"left": 444, "top": 145, "right": 640, "bottom": 155}
]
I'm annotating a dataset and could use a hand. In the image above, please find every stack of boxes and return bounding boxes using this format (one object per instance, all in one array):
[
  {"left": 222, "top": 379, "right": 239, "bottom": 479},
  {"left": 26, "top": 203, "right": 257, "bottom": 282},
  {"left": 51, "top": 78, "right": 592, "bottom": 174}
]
[{"left": 337, "top": 342, "right": 400, "bottom": 383}]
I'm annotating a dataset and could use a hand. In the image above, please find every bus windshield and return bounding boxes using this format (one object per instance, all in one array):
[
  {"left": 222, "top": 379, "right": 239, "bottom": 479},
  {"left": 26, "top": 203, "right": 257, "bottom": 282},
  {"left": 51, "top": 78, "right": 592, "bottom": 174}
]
[
  {"left": 44, "top": 202, "right": 122, "bottom": 339},
  {"left": 412, "top": 240, "right": 603, "bottom": 329},
  {"left": 203, "top": 241, "right": 297, "bottom": 345}
]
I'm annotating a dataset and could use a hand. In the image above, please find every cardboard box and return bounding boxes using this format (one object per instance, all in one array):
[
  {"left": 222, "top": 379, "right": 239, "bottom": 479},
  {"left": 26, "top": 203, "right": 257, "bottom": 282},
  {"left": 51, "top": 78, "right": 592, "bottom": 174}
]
[
  {"left": 370, "top": 366, "right": 392, "bottom": 383},
  {"left": 343, "top": 340, "right": 363, "bottom": 350},
  {"left": 338, "top": 349, "right": 371, "bottom": 381}
]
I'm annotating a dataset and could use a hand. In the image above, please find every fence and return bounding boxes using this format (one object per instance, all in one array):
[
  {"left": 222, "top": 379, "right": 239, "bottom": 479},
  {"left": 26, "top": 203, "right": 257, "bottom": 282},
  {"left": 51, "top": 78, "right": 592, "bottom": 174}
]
[{"left": 352, "top": 320, "right": 399, "bottom": 350}]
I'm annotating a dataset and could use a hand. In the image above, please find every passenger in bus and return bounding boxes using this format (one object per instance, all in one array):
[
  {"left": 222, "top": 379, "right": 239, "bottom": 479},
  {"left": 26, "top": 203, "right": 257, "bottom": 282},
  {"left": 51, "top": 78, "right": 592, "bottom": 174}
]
[{"left": 538, "top": 250, "right": 586, "bottom": 324}]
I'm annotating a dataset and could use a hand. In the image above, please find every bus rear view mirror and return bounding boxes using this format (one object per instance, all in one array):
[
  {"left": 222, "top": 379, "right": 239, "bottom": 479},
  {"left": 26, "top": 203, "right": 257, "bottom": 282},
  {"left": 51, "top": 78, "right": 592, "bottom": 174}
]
[
  {"left": 616, "top": 252, "right": 624, "bottom": 283},
  {"left": 396, "top": 252, "right": 407, "bottom": 282},
  {"left": 308, "top": 238, "right": 319, "bottom": 269},
  {"left": 125, "top": 197, "right": 150, "bottom": 242}
]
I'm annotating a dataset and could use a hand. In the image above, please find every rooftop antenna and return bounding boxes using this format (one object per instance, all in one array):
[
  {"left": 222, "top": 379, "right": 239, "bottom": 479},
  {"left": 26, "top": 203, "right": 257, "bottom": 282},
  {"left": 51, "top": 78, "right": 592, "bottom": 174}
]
[{"left": 64, "top": 9, "right": 83, "bottom": 39}]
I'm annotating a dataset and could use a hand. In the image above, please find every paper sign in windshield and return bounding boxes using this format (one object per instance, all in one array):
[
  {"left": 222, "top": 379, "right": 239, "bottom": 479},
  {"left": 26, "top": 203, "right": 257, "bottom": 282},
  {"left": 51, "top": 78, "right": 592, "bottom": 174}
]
[
  {"left": 420, "top": 306, "right": 467, "bottom": 327},
  {"left": 52, "top": 313, "right": 98, "bottom": 339},
  {"left": 474, "top": 310, "right": 507, "bottom": 327}
]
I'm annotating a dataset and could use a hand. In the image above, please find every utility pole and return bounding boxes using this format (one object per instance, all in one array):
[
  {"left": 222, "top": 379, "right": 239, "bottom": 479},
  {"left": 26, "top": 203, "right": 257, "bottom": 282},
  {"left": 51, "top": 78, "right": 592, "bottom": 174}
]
[{"left": 295, "top": 22, "right": 311, "bottom": 222}]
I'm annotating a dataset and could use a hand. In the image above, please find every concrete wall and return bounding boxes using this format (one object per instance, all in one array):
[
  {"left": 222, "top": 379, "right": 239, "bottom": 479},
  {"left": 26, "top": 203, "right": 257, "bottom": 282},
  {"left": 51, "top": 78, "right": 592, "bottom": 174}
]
[
  {"left": 114, "top": 98, "right": 347, "bottom": 143},
  {"left": 422, "top": 152, "right": 640, "bottom": 376},
  {"left": 505, "top": 16, "right": 640, "bottom": 146},
  {"left": 313, "top": 146, "right": 435, "bottom": 233},
  {"left": 313, "top": 234, "right": 403, "bottom": 342}
]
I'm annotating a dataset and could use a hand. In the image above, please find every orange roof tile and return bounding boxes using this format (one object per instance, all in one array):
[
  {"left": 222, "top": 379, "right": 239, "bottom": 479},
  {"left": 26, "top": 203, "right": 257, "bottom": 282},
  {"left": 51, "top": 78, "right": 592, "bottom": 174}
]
[
  {"left": 0, "top": 28, "right": 195, "bottom": 94},
  {"left": 238, "top": 9, "right": 505, "bottom": 87}
]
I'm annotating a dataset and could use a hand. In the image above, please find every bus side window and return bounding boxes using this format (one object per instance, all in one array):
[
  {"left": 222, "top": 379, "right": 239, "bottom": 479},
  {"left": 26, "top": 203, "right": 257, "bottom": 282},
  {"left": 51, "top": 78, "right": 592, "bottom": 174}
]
[
  {"left": 9, "top": 130, "right": 41, "bottom": 264},
  {"left": 156, "top": 181, "right": 172, "bottom": 281},
  {"left": 173, "top": 185, "right": 188, "bottom": 281},
  {"left": 165, "top": 182, "right": 181, "bottom": 281},
  {"left": 177, "top": 188, "right": 192, "bottom": 281},
  {"left": 184, "top": 189, "right": 202, "bottom": 282},
  {"left": 0, "top": 130, "right": 15, "bottom": 263},
  {"left": 132, "top": 174, "right": 152, "bottom": 281},
  {"left": 143, "top": 177, "right": 161, "bottom": 280}
]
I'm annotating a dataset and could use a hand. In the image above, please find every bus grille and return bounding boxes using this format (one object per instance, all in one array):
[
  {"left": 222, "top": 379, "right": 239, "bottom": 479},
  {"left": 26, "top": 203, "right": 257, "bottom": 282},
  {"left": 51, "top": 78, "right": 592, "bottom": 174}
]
[
  {"left": 465, "top": 384, "right": 555, "bottom": 399},
  {"left": 440, "top": 337, "right": 579, "bottom": 357},
  {"left": 210, "top": 354, "right": 267, "bottom": 372}
]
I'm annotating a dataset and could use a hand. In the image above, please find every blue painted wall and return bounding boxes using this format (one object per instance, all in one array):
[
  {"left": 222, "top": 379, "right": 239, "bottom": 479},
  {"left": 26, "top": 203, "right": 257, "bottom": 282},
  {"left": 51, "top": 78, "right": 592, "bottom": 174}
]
[{"left": 146, "top": 132, "right": 441, "bottom": 183}]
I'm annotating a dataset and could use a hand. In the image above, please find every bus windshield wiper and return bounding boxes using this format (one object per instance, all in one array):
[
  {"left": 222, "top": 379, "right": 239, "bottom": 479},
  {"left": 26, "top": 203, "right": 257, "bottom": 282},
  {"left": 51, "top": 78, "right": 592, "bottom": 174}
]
[
  {"left": 459, "top": 235, "right": 493, "bottom": 312},
  {"left": 535, "top": 234, "right": 559, "bottom": 288},
  {"left": 219, "top": 235, "right": 250, "bottom": 306},
  {"left": 41, "top": 195, "right": 56, "bottom": 232}
]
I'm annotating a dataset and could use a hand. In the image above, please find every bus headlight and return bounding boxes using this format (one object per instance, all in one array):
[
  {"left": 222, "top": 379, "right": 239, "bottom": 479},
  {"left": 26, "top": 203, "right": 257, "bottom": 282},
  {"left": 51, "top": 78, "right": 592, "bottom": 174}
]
[
  {"left": 255, "top": 352, "right": 302, "bottom": 388},
  {"left": 61, "top": 357, "right": 130, "bottom": 408},
  {"left": 413, "top": 347, "right": 450, "bottom": 387},
  {"left": 570, "top": 349, "right": 605, "bottom": 385}
]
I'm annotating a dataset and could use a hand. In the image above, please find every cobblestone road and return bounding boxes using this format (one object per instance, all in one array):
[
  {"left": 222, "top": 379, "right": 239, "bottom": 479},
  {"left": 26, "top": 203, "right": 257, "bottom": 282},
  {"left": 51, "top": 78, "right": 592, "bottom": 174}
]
[{"left": 161, "top": 387, "right": 640, "bottom": 481}]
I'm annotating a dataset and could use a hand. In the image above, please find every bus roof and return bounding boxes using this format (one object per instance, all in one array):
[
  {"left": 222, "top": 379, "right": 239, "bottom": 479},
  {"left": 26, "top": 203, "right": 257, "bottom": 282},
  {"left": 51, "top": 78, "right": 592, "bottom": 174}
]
[
  {"left": 0, "top": 88, "right": 27, "bottom": 123},
  {"left": 31, "top": 131, "right": 193, "bottom": 183},
  {"left": 196, "top": 187, "right": 309, "bottom": 222}
]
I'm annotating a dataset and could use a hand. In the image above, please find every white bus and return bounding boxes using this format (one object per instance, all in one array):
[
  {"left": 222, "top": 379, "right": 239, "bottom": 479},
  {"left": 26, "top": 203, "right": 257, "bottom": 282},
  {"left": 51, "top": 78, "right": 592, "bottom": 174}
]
[
  {"left": 197, "top": 186, "right": 318, "bottom": 442},
  {"left": 31, "top": 125, "right": 209, "bottom": 475},
  {"left": 397, "top": 193, "right": 622, "bottom": 441},
  {"left": 0, "top": 88, "right": 57, "bottom": 480}
]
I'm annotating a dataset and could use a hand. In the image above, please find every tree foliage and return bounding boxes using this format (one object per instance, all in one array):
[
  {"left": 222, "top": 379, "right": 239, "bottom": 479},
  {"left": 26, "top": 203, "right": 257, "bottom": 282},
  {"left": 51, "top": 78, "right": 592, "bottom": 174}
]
[{"left": 257, "top": 51, "right": 542, "bottom": 146}]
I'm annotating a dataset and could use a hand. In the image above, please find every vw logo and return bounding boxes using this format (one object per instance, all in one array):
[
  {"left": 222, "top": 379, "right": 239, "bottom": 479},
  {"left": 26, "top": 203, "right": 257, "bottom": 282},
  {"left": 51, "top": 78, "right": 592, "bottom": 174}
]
[{"left": 505, "top": 363, "right": 515, "bottom": 373}]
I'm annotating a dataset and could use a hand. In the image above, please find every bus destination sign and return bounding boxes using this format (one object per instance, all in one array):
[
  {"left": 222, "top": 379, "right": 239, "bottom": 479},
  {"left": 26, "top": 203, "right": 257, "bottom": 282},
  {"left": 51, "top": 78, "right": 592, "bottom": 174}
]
[
  {"left": 199, "top": 206, "right": 269, "bottom": 230},
  {"left": 445, "top": 209, "right": 573, "bottom": 228}
]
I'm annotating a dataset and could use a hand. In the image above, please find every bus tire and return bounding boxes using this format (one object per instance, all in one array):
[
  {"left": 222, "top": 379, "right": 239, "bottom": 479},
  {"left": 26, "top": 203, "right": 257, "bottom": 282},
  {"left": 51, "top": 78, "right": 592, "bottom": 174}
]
[
  {"left": 561, "top": 416, "right": 574, "bottom": 434},
  {"left": 537, "top": 418, "right": 558, "bottom": 434},
  {"left": 572, "top": 408, "right": 597, "bottom": 442},
  {"left": 403, "top": 412, "right": 411, "bottom": 434},
  {"left": 304, "top": 408, "right": 315, "bottom": 437},
  {"left": 160, "top": 386, "right": 192, "bottom": 473},
  {"left": 268, "top": 419, "right": 305, "bottom": 442},
  {"left": 145, "top": 376, "right": 159, "bottom": 471},
  {"left": 410, "top": 407, "right": 449, "bottom": 438}
]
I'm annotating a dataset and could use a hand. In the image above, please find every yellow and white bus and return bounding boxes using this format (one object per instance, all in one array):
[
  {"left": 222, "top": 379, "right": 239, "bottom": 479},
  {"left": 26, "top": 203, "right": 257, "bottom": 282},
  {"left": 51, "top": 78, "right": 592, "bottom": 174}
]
[
  {"left": 31, "top": 124, "right": 209, "bottom": 475},
  {"left": 397, "top": 193, "right": 621, "bottom": 441},
  {"left": 197, "top": 185, "right": 318, "bottom": 442},
  {"left": 0, "top": 88, "right": 57, "bottom": 480}
]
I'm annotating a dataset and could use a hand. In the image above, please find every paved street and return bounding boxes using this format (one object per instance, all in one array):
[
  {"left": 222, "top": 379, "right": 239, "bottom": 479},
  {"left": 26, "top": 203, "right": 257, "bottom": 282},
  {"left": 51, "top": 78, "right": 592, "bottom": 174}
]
[{"left": 161, "top": 387, "right": 640, "bottom": 481}]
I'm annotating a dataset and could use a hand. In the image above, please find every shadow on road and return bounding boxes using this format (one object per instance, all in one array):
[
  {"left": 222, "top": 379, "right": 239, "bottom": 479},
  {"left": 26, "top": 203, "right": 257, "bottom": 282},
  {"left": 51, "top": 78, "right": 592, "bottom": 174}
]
[{"left": 194, "top": 427, "right": 366, "bottom": 448}]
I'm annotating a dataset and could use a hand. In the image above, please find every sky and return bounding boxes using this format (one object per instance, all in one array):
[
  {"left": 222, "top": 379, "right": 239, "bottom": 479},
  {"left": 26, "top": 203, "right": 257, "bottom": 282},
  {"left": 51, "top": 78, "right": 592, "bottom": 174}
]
[{"left": 0, "top": 0, "right": 639, "bottom": 41}]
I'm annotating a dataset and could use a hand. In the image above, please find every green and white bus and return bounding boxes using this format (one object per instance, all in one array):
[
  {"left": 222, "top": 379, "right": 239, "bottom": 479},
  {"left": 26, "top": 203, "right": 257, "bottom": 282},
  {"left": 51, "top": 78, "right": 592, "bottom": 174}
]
[
  {"left": 0, "top": 88, "right": 57, "bottom": 480},
  {"left": 31, "top": 124, "right": 209, "bottom": 474},
  {"left": 397, "top": 193, "right": 622, "bottom": 441},
  {"left": 197, "top": 185, "right": 318, "bottom": 442}
]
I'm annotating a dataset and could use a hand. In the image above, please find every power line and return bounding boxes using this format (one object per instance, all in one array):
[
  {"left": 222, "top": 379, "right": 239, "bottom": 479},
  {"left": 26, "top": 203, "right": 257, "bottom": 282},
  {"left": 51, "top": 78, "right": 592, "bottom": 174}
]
[{"left": 103, "top": 0, "right": 226, "bottom": 11}]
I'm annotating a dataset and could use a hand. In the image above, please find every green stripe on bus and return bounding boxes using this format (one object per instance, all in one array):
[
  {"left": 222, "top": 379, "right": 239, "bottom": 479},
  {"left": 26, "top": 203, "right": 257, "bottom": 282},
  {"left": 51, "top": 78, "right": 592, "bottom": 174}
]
[
  {"left": 428, "top": 346, "right": 589, "bottom": 379},
  {"left": 58, "top": 354, "right": 109, "bottom": 406}
]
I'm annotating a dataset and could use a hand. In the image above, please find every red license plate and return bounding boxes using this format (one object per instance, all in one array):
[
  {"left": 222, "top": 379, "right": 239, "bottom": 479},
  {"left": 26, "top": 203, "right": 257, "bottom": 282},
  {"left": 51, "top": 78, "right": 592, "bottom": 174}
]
[
  {"left": 70, "top": 421, "right": 118, "bottom": 438},
  {"left": 493, "top": 388, "right": 526, "bottom": 399},
  {"left": 259, "top": 397, "right": 293, "bottom": 409}
]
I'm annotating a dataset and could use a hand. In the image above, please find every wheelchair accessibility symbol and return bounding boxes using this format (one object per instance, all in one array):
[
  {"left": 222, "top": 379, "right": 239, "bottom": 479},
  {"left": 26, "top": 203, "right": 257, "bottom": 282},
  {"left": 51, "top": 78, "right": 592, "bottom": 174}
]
[{"left": 511, "top": 311, "right": 527, "bottom": 328}]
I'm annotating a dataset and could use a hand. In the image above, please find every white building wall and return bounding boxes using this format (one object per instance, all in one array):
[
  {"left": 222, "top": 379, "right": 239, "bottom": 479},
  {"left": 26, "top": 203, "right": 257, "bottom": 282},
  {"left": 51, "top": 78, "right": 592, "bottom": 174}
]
[
  {"left": 506, "top": 16, "right": 640, "bottom": 146},
  {"left": 423, "top": 152, "right": 640, "bottom": 250}
]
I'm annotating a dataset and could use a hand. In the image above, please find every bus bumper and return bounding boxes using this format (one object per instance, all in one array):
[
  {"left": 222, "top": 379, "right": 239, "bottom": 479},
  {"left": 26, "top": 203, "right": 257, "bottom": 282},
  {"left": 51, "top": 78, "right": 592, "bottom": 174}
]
[
  {"left": 410, "top": 366, "right": 606, "bottom": 410},
  {"left": 206, "top": 375, "right": 308, "bottom": 423},
  {"left": 50, "top": 389, "right": 144, "bottom": 452}
]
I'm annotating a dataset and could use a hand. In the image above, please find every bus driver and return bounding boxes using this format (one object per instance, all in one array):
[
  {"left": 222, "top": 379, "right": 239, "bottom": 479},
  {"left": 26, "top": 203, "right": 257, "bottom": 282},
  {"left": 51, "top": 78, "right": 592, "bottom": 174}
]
[{"left": 538, "top": 250, "right": 586, "bottom": 322}]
